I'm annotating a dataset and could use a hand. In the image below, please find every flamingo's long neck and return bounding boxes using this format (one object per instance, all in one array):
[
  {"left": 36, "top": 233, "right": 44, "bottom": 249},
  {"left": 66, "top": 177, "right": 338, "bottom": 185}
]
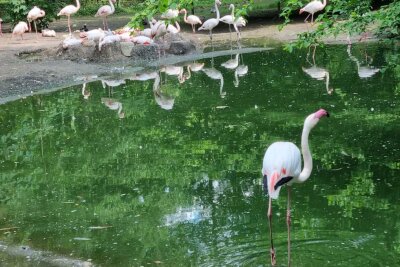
[
  {"left": 75, "top": 0, "right": 81, "bottom": 10},
  {"left": 298, "top": 122, "right": 313, "bottom": 182},
  {"left": 109, "top": 0, "right": 115, "bottom": 13},
  {"left": 183, "top": 10, "right": 188, "bottom": 23},
  {"left": 322, "top": 0, "right": 327, "bottom": 8},
  {"left": 175, "top": 21, "right": 180, "bottom": 32},
  {"left": 215, "top": 1, "right": 220, "bottom": 20},
  {"left": 231, "top": 5, "right": 235, "bottom": 19}
]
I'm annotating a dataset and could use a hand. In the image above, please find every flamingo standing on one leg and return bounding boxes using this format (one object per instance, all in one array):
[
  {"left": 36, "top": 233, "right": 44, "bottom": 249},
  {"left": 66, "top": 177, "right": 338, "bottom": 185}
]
[
  {"left": 95, "top": 0, "right": 116, "bottom": 31},
  {"left": 299, "top": 0, "right": 327, "bottom": 25},
  {"left": 27, "top": 6, "right": 45, "bottom": 39},
  {"left": 262, "top": 109, "right": 329, "bottom": 266},
  {"left": 12, "top": 21, "right": 29, "bottom": 40},
  {"left": 198, "top": 0, "right": 221, "bottom": 40},
  {"left": 180, "top": 9, "right": 202, "bottom": 33},
  {"left": 57, "top": 0, "right": 81, "bottom": 36}
]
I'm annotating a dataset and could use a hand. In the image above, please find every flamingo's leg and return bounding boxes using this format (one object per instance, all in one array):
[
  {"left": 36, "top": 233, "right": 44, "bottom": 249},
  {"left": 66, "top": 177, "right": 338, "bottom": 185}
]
[
  {"left": 105, "top": 16, "right": 109, "bottom": 31},
  {"left": 287, "top": 186, "right": 291, "bottom": 267},
  {"left": 311, "top": 13, "right": 314, "bottom": 25},
  {"left": 68, "top": 16, "right": 72, "bottom": 36},
  {"left": 34, "top": 21, "right": 38, "bottom": 40},
  {"left": 268, "top": 197, "right": 277, "bottom": 266},
  {"left": 304, "top": 13, "right": 311, "bottom": 23}
]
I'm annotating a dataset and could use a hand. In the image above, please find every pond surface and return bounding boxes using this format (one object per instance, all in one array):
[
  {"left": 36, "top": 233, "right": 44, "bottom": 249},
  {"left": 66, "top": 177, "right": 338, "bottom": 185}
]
[{"left": 0, "top": 42, "right": 399, "bottom": 267}]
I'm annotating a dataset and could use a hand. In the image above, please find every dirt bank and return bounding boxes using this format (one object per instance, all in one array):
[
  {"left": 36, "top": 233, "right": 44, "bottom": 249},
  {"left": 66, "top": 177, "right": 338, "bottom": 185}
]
[{"left": 0, "top": 16, "right": 369, "bottom": 103}]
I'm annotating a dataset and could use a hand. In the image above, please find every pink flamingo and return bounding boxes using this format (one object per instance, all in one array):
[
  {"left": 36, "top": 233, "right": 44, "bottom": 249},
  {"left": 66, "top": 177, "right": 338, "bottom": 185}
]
[
  {"left": 57, "top": 0, "right": 81, "bottom": 35},
  {"left": 262, "top": 109, "right": 329, "bottom": 266},
  {"left": 27, "top": 6, "right": 45, "bottom": 38},
  {"left": 95, "top": 0, "right": 116, "bottom": 31},
  {"left": 12, "top": 21, "right": 29, "bottom": 40},
  {"left": 299, "top": 0, "right": 327, "bottom": 25},
  {"left": 180, "top": 8, "right": 202, "bottom": 33}
]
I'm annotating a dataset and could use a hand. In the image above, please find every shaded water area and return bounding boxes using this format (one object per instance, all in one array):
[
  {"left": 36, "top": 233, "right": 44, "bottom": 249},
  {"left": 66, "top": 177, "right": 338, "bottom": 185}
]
[{"left": 0, "top": 42, "right": 399, "bottom": 266}]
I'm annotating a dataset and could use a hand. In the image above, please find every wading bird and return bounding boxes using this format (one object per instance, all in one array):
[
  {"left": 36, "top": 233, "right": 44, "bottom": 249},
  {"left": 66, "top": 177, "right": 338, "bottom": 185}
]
[
  {"left": 180, "top": 9, "right": 202, "bottom": 33},
  {"left": 220, "top": 4, "right": 239, "bottom": 38},
  {"left": 198, "top": 0, "right": 221, "bottom": 40},
  {"left": 57, "top": 0, "right": 81, "bottom": 35},
  {"left": 27, "top": 6, "right": 45, "bottom": 38},
  {"left": 95, "top": 0, "right": 116, "bottom": 31},
  {"left": 12, "top": 21, "right": 29, "bottom": 40},
  {"left": 299, "top": 0, "right": 327, "bottom": 25},
  {"left": 166, "top": 21, "right": 181, "bottom": 34},
  {"left": 262, "top": 109, "right": 329, "bottom": 266},
  {"left": 161, "top": 9, "right": 179, "bottom": 20}
]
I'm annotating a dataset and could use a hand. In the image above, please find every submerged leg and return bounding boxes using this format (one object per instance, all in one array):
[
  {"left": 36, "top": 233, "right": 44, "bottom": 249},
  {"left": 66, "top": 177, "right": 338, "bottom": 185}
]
[
  {"left": 268, "top": 197, "right": 277, "bottom": 266},
  {"left": 287, "top": 186, "right": 291, "bottom": 267}
]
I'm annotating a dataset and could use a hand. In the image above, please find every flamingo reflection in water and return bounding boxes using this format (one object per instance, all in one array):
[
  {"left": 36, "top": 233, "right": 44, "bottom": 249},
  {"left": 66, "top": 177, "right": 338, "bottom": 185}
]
[
  {"left": 101, "top": 98, "right": 125, "bottom": 118},
  {"left": 202, "top": 67, "right": 225, "bottom": 98},
  {"left": 233, "top": 54, "right": 248, "bottom": 87},
  {"left": 161, "top": 65, "right": 187, "bottom": 84},
  {"left": 302, "top": 45, "right": 333, "bottom": 95},
  {"left": 186, "top": 62, "right": 205, "bottom": 79},
  {"left": 347, "top": 45, "right": 380, "bottom": 79},
  {"left": 152, "top": 72, "right": 175, "bottom": 110}
]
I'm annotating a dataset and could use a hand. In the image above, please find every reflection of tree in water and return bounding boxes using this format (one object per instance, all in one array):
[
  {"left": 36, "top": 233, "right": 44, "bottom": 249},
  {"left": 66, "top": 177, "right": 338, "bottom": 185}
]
[{"left": 327, "top": 168, "right": 389, "bottom": 218}]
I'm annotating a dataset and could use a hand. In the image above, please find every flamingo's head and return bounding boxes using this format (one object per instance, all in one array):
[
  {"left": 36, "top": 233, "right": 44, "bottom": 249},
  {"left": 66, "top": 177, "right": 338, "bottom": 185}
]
[
  {"left": 216, "top": 0, "right": 222, "bottom": 5},
  {"left": 39, "top": 10, "right": 46, "bottom": 17},
  {"left": 229, "top": 4, "right": 234, "bottom": 9},
  {"left": 179, "top": 9, "right": 187, "bottom": 14},
  {"left": 299, "top": 8, "right": 304, "bottom": 14},
  {"left": 305, "top": 108, "right": 329, "bottom": 129}
]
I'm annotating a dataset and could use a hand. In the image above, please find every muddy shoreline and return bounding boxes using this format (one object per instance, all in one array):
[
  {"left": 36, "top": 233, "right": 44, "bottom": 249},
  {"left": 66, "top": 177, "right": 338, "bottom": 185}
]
[{"left": 0, "top": 16, "right": 370, "bottom": 104}]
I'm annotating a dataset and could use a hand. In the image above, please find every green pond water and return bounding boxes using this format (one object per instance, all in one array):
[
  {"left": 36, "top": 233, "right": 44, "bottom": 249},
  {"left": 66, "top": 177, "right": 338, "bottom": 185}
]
[{"left": 0, "top": 43, "right": 399, "bottom": 267}]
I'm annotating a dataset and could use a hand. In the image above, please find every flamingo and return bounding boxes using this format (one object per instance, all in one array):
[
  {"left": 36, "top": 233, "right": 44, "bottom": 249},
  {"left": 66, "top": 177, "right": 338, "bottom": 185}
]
[
  {"left": 180, "top": 8, "right": 202, "bottom": 33},
  {"left": 98, "top": 34, "right": 121, "bottom": 51},
  {"left": 198, "top": 0, "right": 221, "bottom": 40},
  {"left": 27, "top": 6, "right": 45, "bottom": 38},
  {"left": 161, "top": 9, "right": 179, "bottom": 20},
  {"left": 132, "top": 35, "right": 154, "bottom": 45},
  {"left": 234, "top": 16, "right": 246, "bottom": 40},
  {"left": 263, "top": 109, "right": 329, "bottom": 266},
  {"left": 166, "top": 21, "right": 181, "bottom": 34},
  {"left": 42, "top": 29, "right": 56, "bottom": 37},
  {"left": 57, "top": 0, "right": 81, "bottom": 35},
  {"left": 299, "top": 0, "right": 327, "bottom": 24},
  {"left": 220, "top": 4, "right": 239, "bottom": 38},
  {"left": 95, "top": 0, "right": 116, "bottom": 31},
  {"left": 0, "top": 18, "right": 3, "bottom": 36},
  {"left": 62, "top": 36, "right": 82, "bottom": 49},
  {"left": 347, "top": 45, "right": 380, "bottom": 79},
  {"left": 12, "top": 21, "right": 29, "bottom": 40}
]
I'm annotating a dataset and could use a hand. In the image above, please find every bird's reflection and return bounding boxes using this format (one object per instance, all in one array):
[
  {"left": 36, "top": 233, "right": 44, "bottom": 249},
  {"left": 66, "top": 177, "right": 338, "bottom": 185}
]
[
  {"left": 81, "top": 83, "right": 91, "bottom": 100},
  {"left": 130, "top": 71, "right": 158, "bottom": 81},
  {"left": 153, "top": 72, "right": 175, "bottom": 110},
  {"left": 186, "top": 62, "right": 205, "bottom": 79},
  {"left": 101, "top": 98, "right": 125, "bottom": 118},
  {"left": 347, "top": 45, "right": 380, "bottom": 79},
  {"left": 221, "top": 53, "right": 239, "bottom": 70},
  {"left": 302, "top": 46, "right": 333, "bottom": 95},
  {"left": 101, "top": 79, "right": 126, "bottom": 88},
  {"left": 202, "top": 67, "right": 225, "bottom": 98},
  {"left": 161, "top": 65, "right": 187, "bottom": 84},
  {"left": 233, "top": 54, "right": 248, "bottom": 87}
]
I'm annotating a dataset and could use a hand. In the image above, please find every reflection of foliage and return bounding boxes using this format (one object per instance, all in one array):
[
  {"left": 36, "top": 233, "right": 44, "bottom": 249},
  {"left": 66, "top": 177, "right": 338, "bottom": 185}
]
[{"left": 327, "top": 170, "right": 389, "bottom": 218}]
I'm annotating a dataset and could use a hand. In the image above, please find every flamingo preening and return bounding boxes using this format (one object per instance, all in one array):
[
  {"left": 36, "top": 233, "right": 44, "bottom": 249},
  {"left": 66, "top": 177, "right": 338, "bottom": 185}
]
[
  {"left": 180, "top": 8, "right": 202, "bottom": 33},
  {"left": 95, "top": 0, "right": 116, "bottom": 31},
  {"left": 299, "top": 0, "right": 327, "bottom": 24},
  {"left": 12, "top": 21, "right": 29, "bottom": 40},
  {"left": 57, "top": 0, "right": 81, "bottom": 35},
  {"left": 27, "top": 6, "right": 45, "bottom": 38},
  {"left": 166, "top": 21, "right": 181, "bottom": 34},
  {"left": 198, "top": 0, "right": 221, "bottom": 40},
  {"left": 262, "top": 109, "right": 329, "bottom": 266}
]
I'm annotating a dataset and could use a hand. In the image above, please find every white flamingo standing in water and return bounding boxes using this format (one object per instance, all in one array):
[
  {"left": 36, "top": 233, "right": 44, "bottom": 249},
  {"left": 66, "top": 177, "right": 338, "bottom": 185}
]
[
  {"left": 180, "top": 9, "right": 202, "bottom": 33},
  {"left": 27, "top": 6, "right": 45, "bottom": 38},
  {"left": 57, "top": 0, "right": 81, "bottom": 35},
  {"left": 198, "top": 0, "right": 221, "bottom": 40},
  {"left": 299, "top": 0, "right": 327, "bottom": 25},
  {"left": 95, "top": 0, "right": 116, "bottom": 31},
  {"left": 262, "top": 109, "right": 329, "bottom": 266}
]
